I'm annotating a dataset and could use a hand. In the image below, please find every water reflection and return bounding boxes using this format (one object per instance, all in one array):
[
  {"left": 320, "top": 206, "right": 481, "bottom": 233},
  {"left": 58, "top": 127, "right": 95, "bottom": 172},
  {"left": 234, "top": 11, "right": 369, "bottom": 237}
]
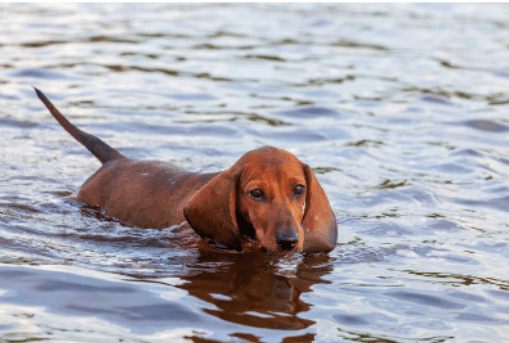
[
  {"left": 0, "top": 256, "right": 333, "bottom": 341},
  {"left": 177, "top": 252, "right": 333, "bottom": 333}
]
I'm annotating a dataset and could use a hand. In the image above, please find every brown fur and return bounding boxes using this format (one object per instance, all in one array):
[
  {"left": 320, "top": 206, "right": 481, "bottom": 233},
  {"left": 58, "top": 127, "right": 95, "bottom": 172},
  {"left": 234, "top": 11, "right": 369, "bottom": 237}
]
[{"left": 35, "top": 88, "right": 337, "bottom": 253}]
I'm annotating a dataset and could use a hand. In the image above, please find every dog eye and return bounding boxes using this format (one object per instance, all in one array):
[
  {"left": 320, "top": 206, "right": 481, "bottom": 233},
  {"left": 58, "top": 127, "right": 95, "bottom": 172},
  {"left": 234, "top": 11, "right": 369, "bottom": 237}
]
[
  {"left": 293, "top": 184, "right": 305, "bottom": 195},
  {"left": 250, "top": 189, "right": 264, "bottom": 200}
]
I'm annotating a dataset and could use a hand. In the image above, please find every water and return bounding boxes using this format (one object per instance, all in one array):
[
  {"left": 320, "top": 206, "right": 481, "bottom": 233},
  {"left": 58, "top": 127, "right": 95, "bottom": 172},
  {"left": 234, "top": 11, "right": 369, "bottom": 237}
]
[{"left": 1, "top": 3, "right": 509, "bottom": 342}]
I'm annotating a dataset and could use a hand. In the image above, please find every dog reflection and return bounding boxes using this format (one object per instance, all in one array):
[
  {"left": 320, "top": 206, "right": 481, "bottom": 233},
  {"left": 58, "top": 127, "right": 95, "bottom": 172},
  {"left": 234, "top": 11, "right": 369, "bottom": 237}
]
[{"left": 178, "top": 251, "right": 333, "bottom": 340}]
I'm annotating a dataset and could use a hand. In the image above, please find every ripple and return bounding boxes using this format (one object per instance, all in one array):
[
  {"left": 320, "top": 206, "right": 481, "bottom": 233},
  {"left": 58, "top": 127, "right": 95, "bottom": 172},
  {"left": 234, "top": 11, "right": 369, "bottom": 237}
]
[
  {"left": 243, "top": 54, "right": 286, "bottom": 62},
  {"left": 333, "top": 314, "right": 370, "bottom": 326},
  {"left": 246, "top": 127, "right": 329, "bottom": 143},
  {"left": 274, "top": 106, "right": 341, "bottom": 119},
  {"left": 419, "top": 95, "right": 456, "bottom": 106},
  {"left": 386, "top": 290, "right": 465, "bottom": 310},
  {"left": 424, "top": 219, "right": 466, "bottom": 232},
  {"left": 87, "top": 121, "right": 240, "bottom": 138},
  {"left": 8, "top": 68, "right": 81, "bottom": 80},
  {"left": 0, "top": 118, "right": 39, "bottom": 129},
  {"left": 332, "top": 39, "right": 389, "bottom": 51},
  {"left": 464, "top": 120, "right": 509, "bottom": 132},
  {"left": 448, "top": 195, "right": 509, "bottom": 213},
  {"left": 0, "top": 265, "right": 204, "bottom": 334}
]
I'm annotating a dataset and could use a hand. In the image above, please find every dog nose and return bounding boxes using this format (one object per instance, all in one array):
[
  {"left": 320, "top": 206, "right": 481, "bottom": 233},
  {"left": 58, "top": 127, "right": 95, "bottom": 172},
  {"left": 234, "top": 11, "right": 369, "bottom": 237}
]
[{"left": 276, "top": 230, "right": 299, "bottom": 251}]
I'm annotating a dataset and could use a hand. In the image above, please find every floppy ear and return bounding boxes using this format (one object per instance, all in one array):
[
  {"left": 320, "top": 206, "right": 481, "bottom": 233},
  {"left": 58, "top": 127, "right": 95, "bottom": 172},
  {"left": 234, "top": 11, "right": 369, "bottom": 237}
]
[
  {"left": 183, "top": 168, "right": 242, "bottom": 252},
  {"left": 302, "top": 164, "right": 338, "bottom": 253}
]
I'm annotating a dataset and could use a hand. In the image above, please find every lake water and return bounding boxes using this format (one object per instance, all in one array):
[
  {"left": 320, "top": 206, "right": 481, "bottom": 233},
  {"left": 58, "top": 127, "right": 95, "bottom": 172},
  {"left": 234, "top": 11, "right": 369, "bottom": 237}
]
[{"left": 1, "top": 3, "right": 509, "bottom": 342}]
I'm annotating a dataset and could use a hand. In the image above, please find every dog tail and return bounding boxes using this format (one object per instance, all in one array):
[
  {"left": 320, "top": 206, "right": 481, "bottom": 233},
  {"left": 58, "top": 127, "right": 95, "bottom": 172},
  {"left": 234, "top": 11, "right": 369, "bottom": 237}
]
[{"left": 34, "top": 87, "right": 125, "bottom": 164}]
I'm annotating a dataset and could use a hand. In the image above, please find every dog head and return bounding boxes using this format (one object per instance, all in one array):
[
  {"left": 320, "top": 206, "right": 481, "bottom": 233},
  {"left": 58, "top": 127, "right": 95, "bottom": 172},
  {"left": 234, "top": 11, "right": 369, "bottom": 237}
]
[{"left": 184, "top": 147, "right": 337, "bottom": 253}]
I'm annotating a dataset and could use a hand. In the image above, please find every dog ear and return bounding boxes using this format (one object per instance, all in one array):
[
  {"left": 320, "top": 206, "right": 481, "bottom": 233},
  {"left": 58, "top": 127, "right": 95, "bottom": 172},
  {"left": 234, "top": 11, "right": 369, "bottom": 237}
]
[
  {"left": 302, "top": 164, "right": 337, "bottom": 253},
  {"left": 184, "top": 168, "right": 242, "bottom": 251}
]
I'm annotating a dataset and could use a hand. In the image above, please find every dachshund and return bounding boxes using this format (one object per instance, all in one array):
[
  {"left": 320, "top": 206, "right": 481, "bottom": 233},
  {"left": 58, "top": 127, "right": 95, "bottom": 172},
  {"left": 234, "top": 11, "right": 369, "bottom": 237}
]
[{"left": 34, "top": 88, "right": 337, "bottom": 253}]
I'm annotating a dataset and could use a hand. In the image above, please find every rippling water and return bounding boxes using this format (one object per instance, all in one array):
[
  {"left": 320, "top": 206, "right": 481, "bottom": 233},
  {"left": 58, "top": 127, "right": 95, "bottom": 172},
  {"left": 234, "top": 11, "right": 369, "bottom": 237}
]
[{"left": 2, "top": 3, "right": 509, "bottom": 342}]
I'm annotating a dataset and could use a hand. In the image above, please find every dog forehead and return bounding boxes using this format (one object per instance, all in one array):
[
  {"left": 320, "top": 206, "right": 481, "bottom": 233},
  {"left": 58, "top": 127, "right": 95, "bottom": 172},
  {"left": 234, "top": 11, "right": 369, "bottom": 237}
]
[
  {"left": 236, "top": 146, "right": 305, "bottom": 184},
  {"left": 242, "top": 146, "right": 300, "bottom": 166}
]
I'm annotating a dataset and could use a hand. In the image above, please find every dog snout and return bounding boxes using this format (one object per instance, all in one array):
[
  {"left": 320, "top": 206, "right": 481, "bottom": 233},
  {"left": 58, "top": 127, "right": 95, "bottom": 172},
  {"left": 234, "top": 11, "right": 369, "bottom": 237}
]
[{"left": 275, "top": 229, "right": 299, "bottom": 251}]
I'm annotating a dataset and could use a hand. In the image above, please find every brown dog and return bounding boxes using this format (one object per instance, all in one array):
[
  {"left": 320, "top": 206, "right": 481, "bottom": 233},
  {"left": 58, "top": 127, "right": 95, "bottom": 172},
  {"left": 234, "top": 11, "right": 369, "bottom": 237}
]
[{"left": 35, "top": 88, "right": 337, "bottom": 253}]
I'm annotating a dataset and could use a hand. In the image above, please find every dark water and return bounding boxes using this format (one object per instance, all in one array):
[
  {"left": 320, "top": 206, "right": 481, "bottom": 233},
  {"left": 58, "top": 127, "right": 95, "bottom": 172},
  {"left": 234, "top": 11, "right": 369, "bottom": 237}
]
[{"left": 1, "top": 3, "right": 509, "bottom": 342}]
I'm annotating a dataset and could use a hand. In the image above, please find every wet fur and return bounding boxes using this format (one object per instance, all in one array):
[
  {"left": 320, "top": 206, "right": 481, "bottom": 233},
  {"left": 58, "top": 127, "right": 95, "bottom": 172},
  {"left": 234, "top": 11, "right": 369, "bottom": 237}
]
[{"left": 35, "top": 88, "right": 337, "bottom": 253}]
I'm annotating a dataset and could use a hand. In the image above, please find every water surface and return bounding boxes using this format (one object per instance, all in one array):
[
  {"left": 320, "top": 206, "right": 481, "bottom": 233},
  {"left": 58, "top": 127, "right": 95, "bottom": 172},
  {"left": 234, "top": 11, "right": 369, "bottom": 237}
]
[{"left": 1, "top": 3, "right": 509, "bottom": 343}]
